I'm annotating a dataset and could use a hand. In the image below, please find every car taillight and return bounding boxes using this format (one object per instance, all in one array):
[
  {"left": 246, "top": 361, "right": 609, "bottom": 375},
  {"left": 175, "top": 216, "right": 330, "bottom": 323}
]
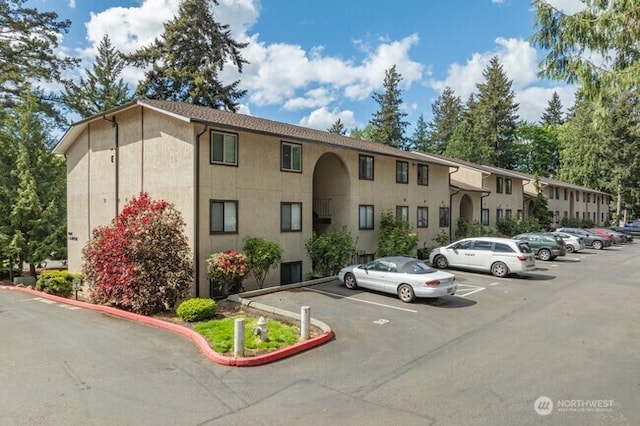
[
  {"left": 425, "top": 280, "right": 440, "bottom": 287},
  {"left": 556, "top": 243, "right": 563, "bottom": 249},
  {"left": 517, "top": 255, "right": 528, "bottom": 261}
]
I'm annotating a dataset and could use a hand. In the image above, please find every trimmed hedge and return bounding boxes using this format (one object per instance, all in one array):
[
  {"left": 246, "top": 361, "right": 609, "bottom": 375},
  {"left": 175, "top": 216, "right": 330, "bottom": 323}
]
[
  {"left": 176, "top": 298, "right": 217, "bottom": 322},
  {"left": 35, "top": 270, "right": 83, "bottom": 298}
]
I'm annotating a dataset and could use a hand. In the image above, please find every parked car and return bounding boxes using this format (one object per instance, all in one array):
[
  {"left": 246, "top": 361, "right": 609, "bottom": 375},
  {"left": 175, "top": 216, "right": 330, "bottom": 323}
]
[
  {"left": 586, "top": 228, "right": 623, "bottom": 244},
  {"left": 555, "top": 227, "right": 612, "bottom": 250},
  {"left": 609, "top": 226, "right": 634, "bottom": 242},
  {"left": 551, "top": 231, "right": 586, "bottom": 253},
  {"left": 624, "top": 222, "right": 640, "bottom": 237},
  {"left": 429, "top": 237, "right": 536, "bottom": 278},
  {"left": 338, "top": 256, "right": 456, "bottom": 303},
  {"left": 513, "top": 233, "right": 566, "bottom": 261}
]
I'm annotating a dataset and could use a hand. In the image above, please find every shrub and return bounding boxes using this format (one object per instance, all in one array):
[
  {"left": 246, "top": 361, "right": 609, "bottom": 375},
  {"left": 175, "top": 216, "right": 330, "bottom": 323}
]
[
  {"left": 242, "top": 237, "right": 282, "bottom": 289},
  {"left": 207, "top": 250, "right": 250, "bottom": 295},
  {"left": 455, "top": 218, "right": 494, "bottom": 239},
  {"left": 176, "top": 298, "right": 217, "bottom": 322},
  {"left": 306, "top": 227, "right": 355, "bottom": 276},
  {"left": 35, "top": 270, "right": 82, "bottom": 297},
  {"left": 82, "top": 192, "right": 194, "bottom": 315},
  {"left": 377, "top": 211, "right": 418, "bottom": 257}
]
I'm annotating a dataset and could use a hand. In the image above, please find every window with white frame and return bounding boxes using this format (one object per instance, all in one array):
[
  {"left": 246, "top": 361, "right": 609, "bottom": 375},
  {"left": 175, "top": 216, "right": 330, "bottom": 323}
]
[
  {"left": 281, "top": 202, "right": 302, "bottom": 232},
  {"left": 281, "top": 141, "right": 302, "bottom": 172},
  {"left": 210, "top": 131, "right": 238, "bottom": 165},
  {"left": 210, "top": 200, "right": 237, "bottom": 233}
]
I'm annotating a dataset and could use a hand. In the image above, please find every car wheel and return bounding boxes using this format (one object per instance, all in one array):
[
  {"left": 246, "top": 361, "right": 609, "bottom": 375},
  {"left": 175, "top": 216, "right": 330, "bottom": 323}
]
[
  {"left": 397, "top": 284, "right": 415, "bottom": 303},
  {"left": 344, "top": 273, "right": 358, "bottom": 289},
  {"left": 566, "top": 245, "right": 575, "bottom": 253},
  {"left": 592, "top": 240, "right": 603, "bottom": 250},
  {"left": 434, "top": 255, "right": 449, "bottom": 269},
  {"left": 491, "top": 261, "right": 509, "bottom": 278},
  {"left": 538, "top": 248, "right": 552, "bottom": 261}
]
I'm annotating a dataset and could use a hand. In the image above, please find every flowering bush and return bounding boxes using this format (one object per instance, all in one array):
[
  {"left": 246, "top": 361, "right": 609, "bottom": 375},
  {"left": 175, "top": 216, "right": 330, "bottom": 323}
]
[
  {"left": 82, "top": 192, "right": 193, "bottom": 315},
  {"left": 207, "top": 250, "right": 250, "bottom": 295}
]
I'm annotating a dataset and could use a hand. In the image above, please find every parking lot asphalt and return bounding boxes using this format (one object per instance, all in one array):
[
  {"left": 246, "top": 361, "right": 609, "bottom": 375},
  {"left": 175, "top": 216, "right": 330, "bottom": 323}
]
[{"left": 2, "top": 242, "right": 638, "bottom": 425}]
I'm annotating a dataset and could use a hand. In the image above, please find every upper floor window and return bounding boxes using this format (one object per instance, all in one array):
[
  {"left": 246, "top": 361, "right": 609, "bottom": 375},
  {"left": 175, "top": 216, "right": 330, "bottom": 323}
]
[
  {"left": 505, "top": 179, "right": 512, "bottom": 194},
  {"left": 210, "top": 131, "right": 237, "bottom": 165},
  {"left": 555, "top": 187, "right": 560, "bottom": 199},
  {"left": 396, "top": 161, "right": 409, "bottom": 184},
  {"left": 210, "top": 200, "right": 237, "bottom": 233},
  {"left": 548, "top": 186, "right": 554, "bottom": 199},
  {"left": 496, "top": 177, "right": 504, "bottom": 193},
  {"left": 417, "top": 164, "right": 429, "bottom": 185},
  {"left": 359, "top": 155, "right": 374, "bottom": 180},
  {"left": 586, "top": 193, "right": 591, "bottom": 203},
  {"left": 396, "top": 205, "right": 409, "bottom": 222},
  {"left": 281, "top": 142, "right": 302, "bottom": 172},
  {"left": 359, "top": 205, "right": 374, "bottom": 230},
  {"left": 564, "top": 188, "right": 568, "bottom": 200},
  {"left": 281, "top": 202, "right": 302, "bottom": 232},
  {"left": 576, "top": 191, "right": 580, "bottom": 201}
]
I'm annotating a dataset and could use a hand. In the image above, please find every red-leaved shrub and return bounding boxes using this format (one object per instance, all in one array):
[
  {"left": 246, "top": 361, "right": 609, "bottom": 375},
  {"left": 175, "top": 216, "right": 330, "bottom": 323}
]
[{"left": 82, "top": 192, "right": 193, "bottom": 315}]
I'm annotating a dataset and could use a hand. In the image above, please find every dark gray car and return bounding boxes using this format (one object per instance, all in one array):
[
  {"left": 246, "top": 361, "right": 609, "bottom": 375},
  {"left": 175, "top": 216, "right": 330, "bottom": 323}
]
[{"left": 556, "top": 227, "right": 611, "bottom": 250}]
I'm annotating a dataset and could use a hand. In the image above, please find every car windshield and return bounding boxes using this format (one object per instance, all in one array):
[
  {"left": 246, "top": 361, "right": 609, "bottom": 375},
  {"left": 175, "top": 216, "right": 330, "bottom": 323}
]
[{"left": 401, "top": 260, "right": 436, "bottom": 274}]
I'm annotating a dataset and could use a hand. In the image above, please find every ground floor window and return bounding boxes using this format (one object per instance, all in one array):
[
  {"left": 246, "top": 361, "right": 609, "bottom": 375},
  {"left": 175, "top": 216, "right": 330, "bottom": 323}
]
[
  {"left": 210, "top": 200, "right": 237, "bottom": 233},
  {"left": 396, "top": 205, "right": 409, "bottom": 222},
  {"left": 481, "top": 208, "right": 489, "bottom": 226},
  {"left": 359, "top": 205, "right": 374, "bottom": 229},
  {"left": 417, "top": 207, "right": 428, "bottom": 228},
  {"left": 281, "top": 261, "right": 302, "bottom": 285},
  {"left": 439, "top": 207, "right": 450, "bottom": 228}
]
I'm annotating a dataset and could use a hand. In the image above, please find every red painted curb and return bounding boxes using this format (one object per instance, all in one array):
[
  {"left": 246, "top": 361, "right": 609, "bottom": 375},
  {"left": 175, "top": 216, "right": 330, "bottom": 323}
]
[{"left": 1, "top": 285, "right": 334, "bottom": 367}]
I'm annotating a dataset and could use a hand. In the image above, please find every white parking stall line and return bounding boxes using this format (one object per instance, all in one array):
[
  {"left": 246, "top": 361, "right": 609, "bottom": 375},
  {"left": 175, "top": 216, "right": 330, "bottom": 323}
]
[
  {"left": 455, "top": 284, "right": 486, "bottom": 298},
  {"left": 33, "top": 297, "right": 56, "bottom": 305},
  {"left": 58, "top": 304, "right": 80, "bottom": 310},
  {"left": 24, "top": 297, "right": 80, "bottom": 310},
  {"left": 489, "top": 282, "right": 500, "bottom": 286},
  {"left": 302, "top": 287, "right": 418, "bottom": 313}
]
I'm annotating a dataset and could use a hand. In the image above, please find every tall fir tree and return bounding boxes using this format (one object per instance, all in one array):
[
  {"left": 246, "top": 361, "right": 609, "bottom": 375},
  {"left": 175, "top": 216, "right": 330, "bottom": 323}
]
[
  {"left": 412, "top": 113, "right": 429, "bottom": 152},
  {"left": 540, "top": 91, "right": 564, "bottom": 126},
  {"left": 473, "top": 56, "right": 519, "bottom": 168},
  {"left": 513, "top": 123, "right": 559, "bottom": 177},
  {"left": 328, "top": 118, "right": 346, "bottom": 135},
  {"left": 426, "top": 86, "right": 463, "bottom": 153},
  {"left": 126, "top": 0, "right": 248, "bottom": 111},
  {"left": 63, "top": 34, "right": 132, "bottom": 118},
  {"left": 369, "top": 65, "right": 409, "bottom": 149}
]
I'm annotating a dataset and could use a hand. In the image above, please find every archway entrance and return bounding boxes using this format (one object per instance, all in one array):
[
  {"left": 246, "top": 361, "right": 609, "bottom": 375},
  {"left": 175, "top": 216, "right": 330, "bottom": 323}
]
[
  {"left": 459, "top": 194, "right": 473, "bottom": 222},
  {"left": 312, "top": 153, "right": 351, "bottom": 235}
]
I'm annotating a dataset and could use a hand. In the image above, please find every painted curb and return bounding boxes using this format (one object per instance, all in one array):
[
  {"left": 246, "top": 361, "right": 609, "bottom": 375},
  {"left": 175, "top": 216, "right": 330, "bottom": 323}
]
[{"left": 1, "top": 285, "right": 334, "bottom": 367}]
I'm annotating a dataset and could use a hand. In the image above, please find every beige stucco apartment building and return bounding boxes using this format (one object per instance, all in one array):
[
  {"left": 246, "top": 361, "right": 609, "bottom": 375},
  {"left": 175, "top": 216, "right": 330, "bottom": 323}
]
[{"left": 54, "top": 99, "right": 611, "bottom": 296}]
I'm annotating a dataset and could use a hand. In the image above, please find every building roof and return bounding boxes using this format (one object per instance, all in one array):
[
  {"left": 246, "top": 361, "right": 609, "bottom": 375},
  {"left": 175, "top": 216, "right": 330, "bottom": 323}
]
[{"left": 53, "top": 99, "right": 456, "bottom": 168}]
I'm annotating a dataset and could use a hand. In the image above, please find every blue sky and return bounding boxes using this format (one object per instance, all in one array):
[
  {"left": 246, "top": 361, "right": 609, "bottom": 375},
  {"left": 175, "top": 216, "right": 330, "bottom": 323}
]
[{"left": 32, "top": 0, "right": 584, "bottom": 133}]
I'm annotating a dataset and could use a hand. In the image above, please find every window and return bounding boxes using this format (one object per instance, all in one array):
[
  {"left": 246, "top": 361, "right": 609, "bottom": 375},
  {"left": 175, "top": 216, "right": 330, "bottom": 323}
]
[
  {"left": 554, "top": 211, "right": 560, "bottom": 223},
  {"left": 417, "top": 207, "right": 428, "bottom": 228},
  {"left": 517, "top": 209, "right": 523, "bottom": 219},
  {"left": 496, "top": 208, "right": 504, "bottom": 221},
  {"left": 494, "top": 243, "right": 515, "bottom": 253},
  {"left": 439, "top": 207, "right": 449, "bottom": 228},
  {"left": 555, "top": 187, "right": 560, "bottom": 199},
  {"left": 506, "top": 179, "right": 512, "bottom": 194},
  {"left": 359, "top": 155, "right": 374, "bottom": 180},
  {"left": 210, "top": 200, "right": 237, "bottom": 233},
  {"left": 396, "top": 161, "right": 409, "bottom": 184},
  {"left": 359, "top": 205, "right": 374, "bottom": 229},
  {"left": 281, "top": 202, "right": 302, "bottom": 232},
  {"left": 496, "top": 177, "right": 504, "bottom": 193},
  {"left": 563, "top": 211, "right": 568, "bottom": 218},
  {"left": 396, "top": 205, "right": 409, "bottom": 222},
  {"left": 586, "top": 193, "right": 591, "bottom": 203},
  {"left": 474, "top": 240, "right": 493, "bottom": 251},
  {"left": 548, "top": 186, "right": 554, "bottom": 199},
  {"left": 564, "top": 188, "right": 568, "bottom": 200},
  {"left": 210, "top": 131, "right": 237, "bottom": 165},
  {"left": 505, "top": 209, "right": 512, "bottom": 219},
  {"left": 417, "top": 164, "right": 429, "bottom": 185},
  {"left": 576, "top": 191, "right": 580, "bottom": 201},
  {"left": 281, "top": 142, "right": 302, "bottom": 172},
  {"left": 481, "top": 208, "right": 490, "bottom": 226},
  {"left": 280, "top": 261, "right": 302, "bottom": 285}
]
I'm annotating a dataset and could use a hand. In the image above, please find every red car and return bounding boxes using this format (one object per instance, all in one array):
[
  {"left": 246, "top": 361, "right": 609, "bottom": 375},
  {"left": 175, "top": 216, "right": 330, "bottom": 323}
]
[{"left": 586, "top": 228, "right": 616, "bottom": 244}]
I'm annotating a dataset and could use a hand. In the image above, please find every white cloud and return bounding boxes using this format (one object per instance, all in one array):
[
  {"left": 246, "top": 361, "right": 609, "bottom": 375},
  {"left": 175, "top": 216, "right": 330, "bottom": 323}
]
[
  {"left": 298, "top": 107, "right": 356, "bottom": 131},
  {"left": 516, "top": 85, "right": 578, "bottom": 122},
  {"left": 68, "top": 0, "right": 76, "bottom": 8},
  {"left": 544, "top": 0, "right": 586, "bottom": 15}
]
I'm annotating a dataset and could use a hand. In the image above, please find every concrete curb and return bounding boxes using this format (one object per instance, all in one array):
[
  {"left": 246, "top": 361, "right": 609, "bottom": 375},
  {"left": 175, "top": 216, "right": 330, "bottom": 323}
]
[{"left": 0, "top": 284, "right": 334, "bottom": 367}]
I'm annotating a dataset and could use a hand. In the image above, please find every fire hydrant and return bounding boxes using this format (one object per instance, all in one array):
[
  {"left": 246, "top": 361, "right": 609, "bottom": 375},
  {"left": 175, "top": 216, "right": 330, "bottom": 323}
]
[{"left": 254, "top": 316, "right": 269, "bottom": 342}]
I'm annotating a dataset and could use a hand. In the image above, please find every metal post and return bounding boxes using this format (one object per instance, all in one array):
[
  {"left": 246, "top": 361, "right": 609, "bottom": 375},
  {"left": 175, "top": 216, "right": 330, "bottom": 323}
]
[
  {"left": 234, "top": 318, "right": 245, "bottom": 357},
  {"left": 301, "top": 306, "right": 310, "bottom": 340}
]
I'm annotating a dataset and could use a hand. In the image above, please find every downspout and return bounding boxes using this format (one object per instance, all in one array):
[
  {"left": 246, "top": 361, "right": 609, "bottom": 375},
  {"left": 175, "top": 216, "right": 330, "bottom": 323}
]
[
  {"left": 480, "top": 191, "right": 490, "bottom": 223},
  {"left": 103, "top": 116, "right": 119, "bottom": 216},
  {"left": 194, "top": 125, "right": 209, "bottom": 297},
  {"left": 448, "top": 166, "right": 459, "bottom": 240}
]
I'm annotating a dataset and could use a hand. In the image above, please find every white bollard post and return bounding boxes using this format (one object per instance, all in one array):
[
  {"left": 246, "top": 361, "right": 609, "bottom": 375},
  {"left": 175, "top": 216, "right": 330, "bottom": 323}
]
[
  {"left": 301, "top": 306, "right": 310, "bottom": 340},
  {"left": 234, "top": 318, "right": 245, "bottom": 357}
]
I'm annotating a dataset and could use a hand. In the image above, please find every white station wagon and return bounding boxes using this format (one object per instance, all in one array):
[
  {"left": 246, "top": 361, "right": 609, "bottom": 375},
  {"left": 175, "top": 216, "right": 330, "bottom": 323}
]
[{"left": 429, "top": 237, "right": 536, "bottom": 278}]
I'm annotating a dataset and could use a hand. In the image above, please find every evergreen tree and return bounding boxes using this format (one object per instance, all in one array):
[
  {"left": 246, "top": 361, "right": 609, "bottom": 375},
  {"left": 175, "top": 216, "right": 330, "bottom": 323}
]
[
  {"left": 426, "top": 86, "right": 463, "bottom": 153},
  {"left": 63, "top": 34, "right": 132, "bottom": 118},
  {"left": 540, "top": 91, "right": 564, "bottom": 126},
  {"left": 349, "top": 124, "right": 375, "bottom": 140},
  {"left": 473, "top": 56, "right": 519, "bottom": 168},
  {"left": 369, "top": 65, "right": 409, "bottom": 149},
  {"left": 532, "top": 0, "right": 640, "bottom": 107},
  {"left": 445, "top": 120, "right": 490, "bottom": 164},
  {"left": 328, "top": 118, "right": 346, "bottom": 135},
  {"left": 514, "top": 123, "right": 559, "bottom": 177},
  {"left": 411, "top": 113, "right": 429, "bottom": 152},
  {"left": 126, "top": 0, "right": 248, "bottom": 111},
  {"left": 532, "top": 176, "right": 553, "bottom": 230},
  {"left": 0, "top": 88, "right": 66, "bottom": 276}
]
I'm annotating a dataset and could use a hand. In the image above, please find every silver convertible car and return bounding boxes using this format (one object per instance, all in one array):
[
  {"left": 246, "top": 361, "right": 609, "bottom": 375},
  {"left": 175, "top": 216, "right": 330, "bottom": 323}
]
[{"left": 338, "top": 256, "right": 456, "bottom": 303}]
